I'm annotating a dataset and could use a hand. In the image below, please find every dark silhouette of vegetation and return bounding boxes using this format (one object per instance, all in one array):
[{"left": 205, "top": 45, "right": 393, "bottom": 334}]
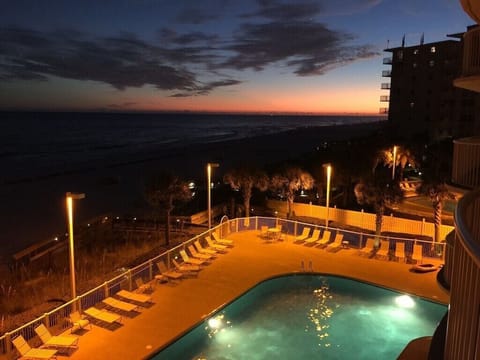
[
  {"left": 144, "top": 172, "right": 192, "bottom": 247},
  {"left": 223, "top": 166, "right": 269, "bottom": 218}
]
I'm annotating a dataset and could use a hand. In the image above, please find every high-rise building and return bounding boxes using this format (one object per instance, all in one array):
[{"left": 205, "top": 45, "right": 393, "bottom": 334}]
[{"left": 381, "top": 28, "right": 480, "bottom": 143}]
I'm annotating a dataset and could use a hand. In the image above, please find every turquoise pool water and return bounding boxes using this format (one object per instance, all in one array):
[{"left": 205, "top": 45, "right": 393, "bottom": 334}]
[{"left": 151, "top": 275, "right": 446, "bottom": 360}]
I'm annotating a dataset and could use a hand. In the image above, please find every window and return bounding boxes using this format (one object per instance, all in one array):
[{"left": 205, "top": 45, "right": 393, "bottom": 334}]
[
  {"left": 413, "top": 63, "right": 417, "bottom": 68},
  {"left": 397, "top": 50, "right": 403, "bottom": 61},
  {"left": 429, "top": 60, "right": 435, "bottom": 67},
  {"left": 430, "top": 46, "right": 436, "bottom": 53},
  {"left": 410, "top": 102, "right": 415, "bottom": 108},
  {"left": 413, "top": 49, "right": 419, "bottom": 55}
]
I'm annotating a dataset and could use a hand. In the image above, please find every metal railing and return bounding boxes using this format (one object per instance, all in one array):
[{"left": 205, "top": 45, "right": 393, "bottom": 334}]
[{"left": 0, "top": 216, "right": 445, "bottom": 357}]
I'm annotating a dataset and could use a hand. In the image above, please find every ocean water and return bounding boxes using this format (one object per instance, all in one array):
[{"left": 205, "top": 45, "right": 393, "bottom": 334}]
[
  {"left": 0, "top": 112, "right": 383, "bottom": 257},
  {"left": 1, "top": 112, "right": 382, "bottom": 184}
]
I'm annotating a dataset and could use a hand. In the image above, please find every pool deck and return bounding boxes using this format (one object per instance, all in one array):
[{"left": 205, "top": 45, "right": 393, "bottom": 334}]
[{"left": 58, "top": 230, "right": 448, "bottom": 360}]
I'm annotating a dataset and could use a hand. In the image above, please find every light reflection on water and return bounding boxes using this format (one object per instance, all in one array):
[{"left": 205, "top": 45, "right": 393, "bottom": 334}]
[{"left": 152, "top": 275, "right": 446, "bottom": 360}]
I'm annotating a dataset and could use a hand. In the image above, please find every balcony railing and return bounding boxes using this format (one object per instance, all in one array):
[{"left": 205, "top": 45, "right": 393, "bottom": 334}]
[
  {"left": 444, "top": 189, "right": 480, "bottom": 359},
  {"left": 382, "top": 70, "right": 391, "bottom": 77},
  {"left": 381, "top": 83, "right": 391, "bottom": 89},
  {"left": 383, "top": 57, "right": 392, "bottom": 65},
  {"left": 380, "top": 95, "right": 390, "bottom": 102},
  {"left": 462, "top": 26, "right": 480, "bottom": 77},
  {"left": 379, "top": 107, "right": 389, "bottom": 114}
]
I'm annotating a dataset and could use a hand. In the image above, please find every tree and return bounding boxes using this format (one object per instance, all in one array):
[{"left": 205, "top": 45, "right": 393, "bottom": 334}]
[
  {"left": 270, "top": 167, "right": 314, "bottom": 218},
  {"left": 223, "top": 166, "right": 269, "bottom": 218},
  {"left": 144, "top": 172, "right": 192, "bottom": 247},
  {"left": 374, "top": 145, "right": 418, "bottom": 181},
  {"left": 354, "top": 169, "right": 404, "bottom": 247}
]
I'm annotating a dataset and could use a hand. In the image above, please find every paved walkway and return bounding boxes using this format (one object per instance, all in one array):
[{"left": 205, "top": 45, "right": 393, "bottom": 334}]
[{"left": 58, "top": 230, "right": 447, "bottom": 360}]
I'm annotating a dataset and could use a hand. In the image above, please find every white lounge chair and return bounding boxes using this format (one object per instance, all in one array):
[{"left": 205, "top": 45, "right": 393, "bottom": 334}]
[
  {"left": 315, "top": 230, "right": 332, "bottom": 247},
  {"left": 102, "top": 297, "right": 140, "bottom": 313},
  {"left": 172, "top": 259, "right": 201, "bottom": 273},
  {"left": 69, "top": 311, "right": 91, "bottom": 333},
  {"left": 212, "top": 232, "right": 234, "bottom": 246},
  {"left": 412, "top": 243, "right": 423, "bottom": 264},
  {"left": 294, "top": 227, "right": 311, "bottom": 242},
  {"left": 325, "top": 233, "right": 344, "bottom": 251},
  {"left": 395, "top": 242, "right": 405, "bottom": 262},
  {"left": 180, "top": 249, "right": 205, "bottom": 265},
  {"left": 84, "top": 307, "right": 122, "bottom": 326},
  {"left": 134, "top": 277, "right": 154, "bottom": 293},
  {"left": 116, "top": 289, "right": 153, "bottom": 304},
  {"left": 34, "top": 324, "right": 79, "bottom": 353},
  {"left": 376, "top": 240, "right": 391, "bottom": 259},
  {"left": 205, "top": 236, "right": 228, "bottom": 252},
  {"left": 188, "top": 244, "right": 213, "bottom": 260},
  {"left": 360, "top": 237, "right": 375, "bottom": 256},
  {"left": 194, "top": 240, "right": 217, "bottom": 256},
  {"left": 304, "top": 229, "right": 321, "bottom": 245},
  {"left": 155, "top": 261, "right": 183, "bottom": 282},
  {"left": 12, "top": 335, "right": 57, "bottom": 360}
]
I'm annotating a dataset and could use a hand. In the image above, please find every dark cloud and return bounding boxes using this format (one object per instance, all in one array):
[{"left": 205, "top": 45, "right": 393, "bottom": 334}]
[
  {"left": 175, "top": 7, "right": 219, "bottom": 24},
  {"left": 0, "top": 27, "right": 238, "bottom": 95},
  {"left": 222, "top": 20, "right": 379, "bottom": 75},
  {"left": 170, "top": 79, "right": 242, "bottom": 97},
  {"left": 242, "top": 0, "right": 322, "bottom": 20}
]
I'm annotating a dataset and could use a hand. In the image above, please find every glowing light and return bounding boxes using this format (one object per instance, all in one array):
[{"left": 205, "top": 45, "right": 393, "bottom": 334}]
[
  {"left": 208, "top": 317, "right": 222, "bottom": 329},
  {"left": 395, "top": 295, "right": 415, "bottom": 308}
]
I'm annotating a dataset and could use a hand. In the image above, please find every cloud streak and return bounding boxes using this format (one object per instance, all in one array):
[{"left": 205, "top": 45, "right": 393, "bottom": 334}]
[{"left": 0, "top": 1, "right": 380, "bottom": 97}]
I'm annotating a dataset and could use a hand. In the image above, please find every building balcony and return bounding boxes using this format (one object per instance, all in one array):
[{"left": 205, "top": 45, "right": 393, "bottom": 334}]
[
  {"left": 379, "top": 95, "right": 389, "bottom": 102},
  {"left": 453, "top": 25, "right": 480, "bottom": 92},
  {"left": 379, "top": 107, "right": 388, "bottom": 114},
  {"left": 459, "top": 0, "right": 480, "bottom": 23},
  {"left": 443, "top": 188, "right": 480, "bottom": 359},
  {"left": 383, "top": 57, "right": 392, "bottom": 65},
  {"left": 382, "top": 70, "right": 391, "bottom": 77},
  {"left": 380, "top": 83, "right": 391, "bottom": 90}
]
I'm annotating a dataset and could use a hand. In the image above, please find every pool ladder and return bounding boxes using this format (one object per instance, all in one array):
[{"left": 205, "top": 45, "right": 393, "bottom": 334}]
[{"left": 301, "top": 260, "right": 313, "bottom": 272}]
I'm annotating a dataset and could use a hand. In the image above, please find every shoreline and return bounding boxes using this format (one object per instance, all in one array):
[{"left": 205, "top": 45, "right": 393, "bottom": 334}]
[{"left": 0, "top": 121, "right": 386, "bottom": 259}]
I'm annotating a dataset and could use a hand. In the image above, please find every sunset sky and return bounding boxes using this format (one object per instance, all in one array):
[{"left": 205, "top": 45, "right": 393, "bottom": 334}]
[{"left": 0, "top": 0, "right": 473, "bottom": 114}]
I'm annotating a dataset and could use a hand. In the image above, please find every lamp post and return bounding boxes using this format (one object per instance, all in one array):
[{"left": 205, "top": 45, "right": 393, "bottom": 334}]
[
  {"left": 207, "top": 163, "right": 219, "bottom": 229},
  {"left": 66, "top": 192, "right": 85, "bottom": 301},
  {"left": 324, "top": 164, "right": 332, "bottom": 228},
  {"left": 392, "top": 145, "right": 397, "bottom": 180}
]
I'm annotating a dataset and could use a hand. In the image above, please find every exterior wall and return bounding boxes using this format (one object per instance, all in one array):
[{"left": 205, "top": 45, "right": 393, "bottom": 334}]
[
  {"left": 452, "top": 136, "right": 480, "bottom": 188},
  {"left": 267, "top": 200, "right": 454, "bottom": 241},
  {"left": 385, "top": 39, "right": 480, "bottom": 142},
  {"left": 444, "top": 190, "right": 480, "bottom": 359}
]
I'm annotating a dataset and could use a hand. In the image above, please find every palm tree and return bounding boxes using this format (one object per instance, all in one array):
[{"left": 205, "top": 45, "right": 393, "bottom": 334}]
[
  {"left": 144, "top": 172, "right": 192, "bottom": 247},
  {"left": 354, "top": 170, "right": 404, "bottom": 247},
  {"left": 374, "top": 145, "right": 418, "bottom": 181},
  {"left": 270, "top": 166, "right": 314, "bottom": 218},
  {"left": 417, "top": 180, "right": 455, "bottom": 247},
  {"left": 223, "top": 166, "right": 269, "bottom": 218}
]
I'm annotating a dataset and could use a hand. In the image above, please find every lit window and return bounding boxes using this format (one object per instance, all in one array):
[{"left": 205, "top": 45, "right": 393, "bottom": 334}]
[
  {"left": 430, "top": 46, "right": 436, "bottom": 53},
  {"left": 413, "top": 63, "right": 417, "bottom": 68},
  {"left": 410, "top": 102, "right": 415, "bottom": 108},
  {"left": 429, "top": 60, "right": 435, "bottom": 67},
  {"left": 413, "top": 49, "right": 419, "bottom": 55}
]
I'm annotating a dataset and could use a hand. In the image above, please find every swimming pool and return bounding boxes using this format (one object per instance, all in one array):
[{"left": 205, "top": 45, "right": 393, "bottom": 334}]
[{"left": 151, "top": 274, "right": 446, "bottom": 360}]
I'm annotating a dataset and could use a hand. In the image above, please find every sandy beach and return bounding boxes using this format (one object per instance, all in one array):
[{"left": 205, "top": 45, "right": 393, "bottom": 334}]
[{"left": 0, "top": 121, "right": 386, "bottom": 259}]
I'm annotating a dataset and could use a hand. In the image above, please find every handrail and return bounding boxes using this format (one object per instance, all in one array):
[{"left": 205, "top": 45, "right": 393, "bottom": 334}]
[{"left": 454, "top": 189, "right": 480, "bottom": 268}]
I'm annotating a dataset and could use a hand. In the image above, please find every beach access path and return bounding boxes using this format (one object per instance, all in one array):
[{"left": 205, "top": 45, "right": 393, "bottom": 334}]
[{"left": 56, "top": 229, "right": 446, "bottom": 360}]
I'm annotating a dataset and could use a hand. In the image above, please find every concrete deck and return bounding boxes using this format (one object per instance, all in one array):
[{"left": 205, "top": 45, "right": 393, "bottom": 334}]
[{"left": 59, "top": 230, "right": 448, "bottom": 360}]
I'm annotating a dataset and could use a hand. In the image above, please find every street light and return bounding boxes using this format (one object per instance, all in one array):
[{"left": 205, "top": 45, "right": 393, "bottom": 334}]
[
  {"left": 392, "top": 145, "right": 397, "bottom": 180},
  {"left": 324, "top": 164, "right": 332, "bottom": 228},
  {"left": 66, "top": 192, "right": 85, "bottom": 301},
  {"left": 207, "top": 163, "right": 219, "bottom": 229}
]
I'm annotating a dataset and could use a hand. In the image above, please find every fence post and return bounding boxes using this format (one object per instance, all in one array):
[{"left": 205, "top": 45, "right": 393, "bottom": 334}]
[
  {"left": 421, "top": 218, "right": 425, "bottom": 236},
  {"left": 44, "top": 313, "right": 50, "bottom": 328},
  {"left": 5, "top": 332, "right": 12, "bottom": 355},
  {"left": 127, "top": 269, "right": 133, "bottom": 291},
  {"left": 294, "top": 221, "right": 297, "bottom": 237},
  {"left": 148, "top": 260, "right": 153, "bottom": 281},
  {"left": 104, "top": 282, "right": 109, "bottom": 298}
]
